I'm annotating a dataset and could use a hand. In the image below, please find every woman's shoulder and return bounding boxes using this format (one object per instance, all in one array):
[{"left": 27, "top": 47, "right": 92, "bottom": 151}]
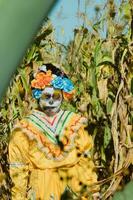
[
  {"left": 63, "top": 110, "right": 88, "bottom": 129},
  {"left": 9, "top": 120, "right": 30, "bottom": 145}
]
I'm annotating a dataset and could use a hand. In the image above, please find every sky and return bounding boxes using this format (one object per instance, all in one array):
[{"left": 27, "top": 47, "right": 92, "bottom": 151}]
[{"left": 48, "top": 0, "right": 106, "bottom": 44}]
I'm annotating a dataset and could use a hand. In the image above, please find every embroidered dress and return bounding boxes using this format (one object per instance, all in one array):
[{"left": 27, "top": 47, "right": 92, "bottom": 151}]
[{"left": 9, "top": 109, "right": 99, "bottom": 200}]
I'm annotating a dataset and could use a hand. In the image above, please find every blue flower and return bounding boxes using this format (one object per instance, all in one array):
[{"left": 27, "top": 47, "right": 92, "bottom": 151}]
[
  {"left": 32, "top": 89, "right": 42, "bottom": 99},
  {"left": 51, "top": 76, "right": 64, "bottom": 90},
  {"left": 62, "top": 78, "right": 74, "bottom": 92},
  {"left": 51, "top": 76, "right": 74, "bottom": 92}
]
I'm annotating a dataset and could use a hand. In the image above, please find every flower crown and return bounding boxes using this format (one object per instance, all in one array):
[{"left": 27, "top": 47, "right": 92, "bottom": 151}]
[{"left": 31, "top": 65, "right": 75, "bottom": 100}]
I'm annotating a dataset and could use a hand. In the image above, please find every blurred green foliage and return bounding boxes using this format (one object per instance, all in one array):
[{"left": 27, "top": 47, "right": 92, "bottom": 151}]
[
  {"left": 0, "top": 0, "right": 55, "bottom": 100},
  {"left": 113, "top": 181, "right": 133, "bottom": 200}
]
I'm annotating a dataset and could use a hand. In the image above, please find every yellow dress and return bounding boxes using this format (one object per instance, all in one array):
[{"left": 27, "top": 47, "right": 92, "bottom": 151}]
[{"left": 9, "top": 109, "right": 99, "bottom": 200}]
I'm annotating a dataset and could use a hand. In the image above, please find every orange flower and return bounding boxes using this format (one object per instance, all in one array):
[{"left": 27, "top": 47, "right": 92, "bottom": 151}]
[
  {"left": 31, "top": 71, "right": 53, "bottom": 89},
  {"left": 36, "top": 72, "right": 46, "bottom": 80},
  {"left": 31, "top": 79, "right": 45, "bottom": 89},
  {"left": 63, "top": 90, "right": 75, "bottom": 100}
]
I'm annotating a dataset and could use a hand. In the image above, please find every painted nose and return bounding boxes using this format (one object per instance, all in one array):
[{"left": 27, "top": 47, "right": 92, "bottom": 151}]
[{"left": 49, "top": 99, "right": 54, "bottom": 105}]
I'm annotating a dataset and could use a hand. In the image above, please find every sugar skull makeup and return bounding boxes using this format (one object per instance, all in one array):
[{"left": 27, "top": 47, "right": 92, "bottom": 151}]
[
  {"left": 31, "top": 64, "right": 75, "bottom": 115},
  {"left": 39, "top": 87, "right": 63, "bottom": 116}
]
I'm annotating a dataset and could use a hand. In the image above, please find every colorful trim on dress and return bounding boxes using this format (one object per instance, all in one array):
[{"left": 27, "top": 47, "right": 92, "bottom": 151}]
[
  {"left": 25, "top": 110, "right": 73, "bottom": 144},
  {"left": 13, "top": 110, "right": 87, "bottom": 161}
]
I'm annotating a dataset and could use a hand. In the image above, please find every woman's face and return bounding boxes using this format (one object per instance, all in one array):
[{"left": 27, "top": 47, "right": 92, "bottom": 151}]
[{"left": 39, "top": 86, "right": 63, "bottom": 116}]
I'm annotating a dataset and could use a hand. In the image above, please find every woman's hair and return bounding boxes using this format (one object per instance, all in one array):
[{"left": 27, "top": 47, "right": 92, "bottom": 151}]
[{"left": 41, "top": 63, "right": 68, "bottom": 78}]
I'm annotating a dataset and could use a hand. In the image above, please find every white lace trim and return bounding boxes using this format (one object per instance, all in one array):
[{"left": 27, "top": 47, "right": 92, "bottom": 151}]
[{"left": 12, "top": 116, "right": 88, "bottom": 161}]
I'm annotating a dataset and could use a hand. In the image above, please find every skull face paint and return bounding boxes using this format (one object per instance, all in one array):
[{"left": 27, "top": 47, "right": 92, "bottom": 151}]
[{"left": 39, "top": 87, "right": 63, "bottom": 116}]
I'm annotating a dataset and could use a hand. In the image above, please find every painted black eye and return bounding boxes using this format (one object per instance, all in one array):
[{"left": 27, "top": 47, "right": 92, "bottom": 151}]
[
  {"left": 42, "top": 94, "right": 51, "bottom": 100},
  {"left": 53, "top": 93, "right": 61, "bottom": 100}
]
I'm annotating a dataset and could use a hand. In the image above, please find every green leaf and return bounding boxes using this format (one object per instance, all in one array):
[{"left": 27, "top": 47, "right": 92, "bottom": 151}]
[
  {"left": 20, "top": 69, "right": 30, "bottom": 94},
  {"left": 93, "top": 21, "right": 101, "bottom": 32},
  {"left": 119, "top": 2, "right": 131, "bottom": 20},
  {"left": 104, "top": 124, "right": 111, "bottom": 148},
  {"left": 26, "top": 45, "right": 37, "bottom": 64},
  {"left": 101, "top": 146, "right": 106, "bottom": 162},
  {"left": 102, "top": 55, "right": 113, "bottom": 63},
  {"left": 106, "top": 97, "right": 113, "bottom": 114},
  {"left": 94, "top": 40, "right": 102, "bottom": 66}
]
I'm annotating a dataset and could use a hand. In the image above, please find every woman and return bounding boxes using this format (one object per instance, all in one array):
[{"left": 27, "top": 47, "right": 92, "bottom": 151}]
[{"left": 9, "top": 64, "right": 99, "bottom": 200}]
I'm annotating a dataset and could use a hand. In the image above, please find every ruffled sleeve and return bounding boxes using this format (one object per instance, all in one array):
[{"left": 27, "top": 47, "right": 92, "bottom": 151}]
[
  {"left": 67, "top": 123, "right": 99, "bottom": 197},
  {"left": 9, "top": 128, "right": 30, "bottom": 200}
]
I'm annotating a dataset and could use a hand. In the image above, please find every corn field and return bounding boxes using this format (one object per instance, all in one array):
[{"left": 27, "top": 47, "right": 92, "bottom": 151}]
[{"left": 0, "top": 0, "right": 133, "bottom": 199}]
